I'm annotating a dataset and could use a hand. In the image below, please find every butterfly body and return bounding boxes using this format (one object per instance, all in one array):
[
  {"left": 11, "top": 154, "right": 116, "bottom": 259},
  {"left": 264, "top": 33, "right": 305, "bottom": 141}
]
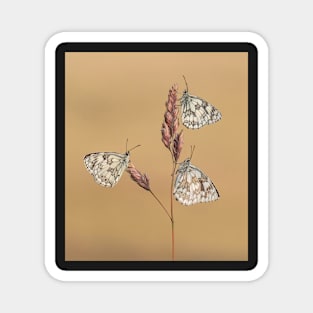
[
  {"left": 84, "top": 151, "right": 130, "bottom": 187},
  {"left": 180, "top": 90, "right": 222, "bottom": 129},
  {"left": 174, "top": 158, "right": 219, "bottom": 205}
]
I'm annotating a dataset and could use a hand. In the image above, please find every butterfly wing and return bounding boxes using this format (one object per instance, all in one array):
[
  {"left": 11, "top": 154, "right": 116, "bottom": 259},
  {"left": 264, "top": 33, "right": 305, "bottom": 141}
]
[
  {"left": 174, "top": 163, "right": 219, "bottom": 205},
  {"left": 180, "top": 93, "right": 222, "bottom": 129},
  {"left": 84, "top": 152, "right": 129, "bottom": 187}
]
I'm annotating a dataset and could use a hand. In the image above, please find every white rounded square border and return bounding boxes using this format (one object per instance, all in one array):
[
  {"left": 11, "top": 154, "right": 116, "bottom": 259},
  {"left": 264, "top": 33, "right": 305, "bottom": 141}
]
[{"left": 45, "top": 32, "right": 268, "bottom": 282}]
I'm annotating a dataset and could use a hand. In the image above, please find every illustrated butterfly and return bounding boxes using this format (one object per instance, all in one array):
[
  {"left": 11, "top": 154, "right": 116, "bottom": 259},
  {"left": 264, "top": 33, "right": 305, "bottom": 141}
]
[
  {"left": 173, "top": 147, "right": 220, "bottom": 205},
  {"left": 84, "top": 141, "right": 140, "bottom": 187},
  {"left": 180, "top": 76, "right": 222, "bottom": 129}
]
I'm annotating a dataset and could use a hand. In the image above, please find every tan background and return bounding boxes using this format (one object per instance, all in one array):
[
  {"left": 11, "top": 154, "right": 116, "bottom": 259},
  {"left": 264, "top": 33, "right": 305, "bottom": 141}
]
[{"left": 65, "top": 52, "right": 248, "bottom": 261}]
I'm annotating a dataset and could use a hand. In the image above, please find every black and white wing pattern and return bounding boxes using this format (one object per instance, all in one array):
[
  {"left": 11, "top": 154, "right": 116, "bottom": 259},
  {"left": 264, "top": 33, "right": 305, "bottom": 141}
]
[
  {"left": 173, "top": 158, "right": 219, "bottom": 205},
  {"left": 84, "top": 152, "right": 130, "bottom": 187},
  {"left": 180, "top": 91, "right": 222, "bottom": 129}
]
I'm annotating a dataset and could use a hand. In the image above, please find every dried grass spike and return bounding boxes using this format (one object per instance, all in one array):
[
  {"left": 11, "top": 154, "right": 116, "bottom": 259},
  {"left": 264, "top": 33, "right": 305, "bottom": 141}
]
[
  {"left": 173, "top": 130, "right": 184, "bottom": 162},
  {"left": 163, "top": 84, "right": 179, "bottom": 139},
  {"left": 161, "top": 122, "right": 171, "bottom": 149},
  {"left": 166, "top": 85, "right": 178, "bottom": 112},
  {"left": 127, "top": 163, "right": 151, "bottom": 191}
]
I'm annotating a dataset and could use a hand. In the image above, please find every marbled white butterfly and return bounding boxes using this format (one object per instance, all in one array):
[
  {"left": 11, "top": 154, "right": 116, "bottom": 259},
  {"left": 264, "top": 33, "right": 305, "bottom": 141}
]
[
  {"left": 84, "top": 141, "right": 140, "bottom": 187},
  {"left": 173, "top": 147, "right": 219, "bottom": 205},
  {"left": 180, "top": 76, "right": 222, "bottom": 129}
]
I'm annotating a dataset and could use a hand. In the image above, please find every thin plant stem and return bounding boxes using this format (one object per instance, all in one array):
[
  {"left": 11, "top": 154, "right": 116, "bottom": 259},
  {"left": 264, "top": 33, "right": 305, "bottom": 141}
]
[
  {"left": 170, "top": 160, "right": 177, "bottom": 261},
  {"left": 149, "top": 189, "right": 172, "bottom": 222}
]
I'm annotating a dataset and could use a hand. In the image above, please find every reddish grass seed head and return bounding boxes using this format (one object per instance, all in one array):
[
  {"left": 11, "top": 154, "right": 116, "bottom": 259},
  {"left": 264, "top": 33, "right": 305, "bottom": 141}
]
[{"left": 127, "top": 163, "right": 151, "bottom": 191}]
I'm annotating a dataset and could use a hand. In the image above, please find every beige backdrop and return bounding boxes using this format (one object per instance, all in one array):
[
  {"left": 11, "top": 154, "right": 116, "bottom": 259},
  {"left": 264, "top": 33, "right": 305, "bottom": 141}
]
[{"left": 65, "top": 52, "right": 248, "bottom": 261}]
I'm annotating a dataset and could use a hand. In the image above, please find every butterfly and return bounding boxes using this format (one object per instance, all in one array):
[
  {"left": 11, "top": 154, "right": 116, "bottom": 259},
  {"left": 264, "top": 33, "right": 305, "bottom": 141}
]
[
  {"left": 84, "top": 142, "right": 140, "bottom": 187},
  {"left": 173, "top": 147, "right": 219, "bottom": 205},
  {"left": 180, "top": 76, "right": 222, "bottom": 129}
]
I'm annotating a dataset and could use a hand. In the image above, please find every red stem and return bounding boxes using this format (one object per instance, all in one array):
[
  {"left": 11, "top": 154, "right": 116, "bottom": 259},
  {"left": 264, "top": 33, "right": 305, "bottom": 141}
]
[
  {"left": 170, "top": 161, "right": 177, "bottom": 261},
  {"left": 149, "top": 190, "right": 172, "bottom": 222}
]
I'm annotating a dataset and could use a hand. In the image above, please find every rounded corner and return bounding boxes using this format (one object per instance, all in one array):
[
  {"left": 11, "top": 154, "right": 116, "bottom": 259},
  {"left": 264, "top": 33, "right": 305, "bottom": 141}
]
[
  {"left": 44, "top": 32, "right": 71, "bottom": 54},
  {"left": 247, "top": 257, "right": 258, "bottom": 271},
  {"left": 245, "top": 32, "right": 269, "bottom": 53},
  {"left": 44, "top": 259, "right": 67, "bottom": 282},
  {"left": 246, "top": 258, "right": 269, "bottom": 282}
]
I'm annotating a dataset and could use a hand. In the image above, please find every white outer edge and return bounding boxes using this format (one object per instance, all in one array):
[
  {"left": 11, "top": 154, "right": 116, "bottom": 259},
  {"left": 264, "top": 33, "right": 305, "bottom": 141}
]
[{"left": 45, "top": 32, "right": 268, "bottom": 282}]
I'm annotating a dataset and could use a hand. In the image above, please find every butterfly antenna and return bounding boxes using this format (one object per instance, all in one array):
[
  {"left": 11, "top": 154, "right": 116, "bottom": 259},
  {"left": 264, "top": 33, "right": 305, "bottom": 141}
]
[
  {"left": 182, "top": 75, "right": 189, "bottom": 92},
  {"left": 126, "top": 138, "right": 129, "bottom": 152},
  {"left": 190, "top": 145, "right": 196, "bottom": 160},
  {"left": 128, "top": 144, "right": 141, "bottom": 152}
]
